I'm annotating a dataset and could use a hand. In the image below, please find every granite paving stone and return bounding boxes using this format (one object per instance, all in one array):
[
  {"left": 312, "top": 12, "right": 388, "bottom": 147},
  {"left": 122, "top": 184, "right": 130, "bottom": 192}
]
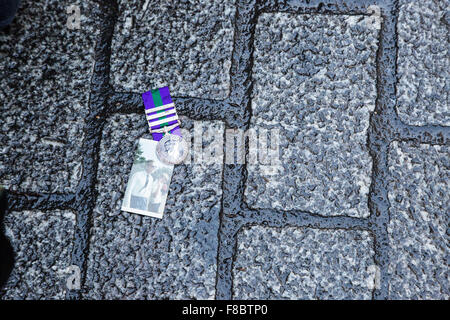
[
  {"left": 110, "top": 0, "right": 236, "bottom": 99},
  {"left": 0, "top": 0, "right": 449, "bottom": 301},
  {"left": 233, "top": 226, "right": 376, "bottom": 299},
  {"left": 387, "top": 141, "right": 449, "bottom": 299},
  {"left": 0, "top": 0, "right": 100, "bottom": 193},
  {"left": 397, "top": 0, "right": 450, "bottom": 126},
  {"left": 244, "top": 13, "right": 378, "bottom": 217},
  {"left": 84, "top": 114, "right": 224, "bottom": 299},
  {"left": 0, "top": 210, "right": 76, "bottom": 300}
]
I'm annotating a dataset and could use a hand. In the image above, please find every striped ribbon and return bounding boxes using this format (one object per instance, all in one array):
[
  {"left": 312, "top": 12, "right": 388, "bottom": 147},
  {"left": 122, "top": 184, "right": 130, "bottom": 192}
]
[{"left": 142, "top": 86, "right": 182, "bottom": 141}]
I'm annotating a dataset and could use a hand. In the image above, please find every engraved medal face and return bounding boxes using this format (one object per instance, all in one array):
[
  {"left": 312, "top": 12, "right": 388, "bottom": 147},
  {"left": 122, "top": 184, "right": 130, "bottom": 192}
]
[{"left": 156, "top": 133, "right": 188, "bottom": 165}]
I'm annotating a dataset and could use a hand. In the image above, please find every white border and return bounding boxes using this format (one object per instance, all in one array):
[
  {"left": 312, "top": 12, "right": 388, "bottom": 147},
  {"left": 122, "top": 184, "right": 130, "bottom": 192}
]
[{"left": 121, "top": 206, "right": 163, "bottom": 219}]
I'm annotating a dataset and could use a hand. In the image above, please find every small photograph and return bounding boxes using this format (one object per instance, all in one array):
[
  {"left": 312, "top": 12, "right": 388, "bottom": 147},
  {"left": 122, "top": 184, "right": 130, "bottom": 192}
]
[{"left": 121, "top": 138, "right": 174, "bottom": 219}]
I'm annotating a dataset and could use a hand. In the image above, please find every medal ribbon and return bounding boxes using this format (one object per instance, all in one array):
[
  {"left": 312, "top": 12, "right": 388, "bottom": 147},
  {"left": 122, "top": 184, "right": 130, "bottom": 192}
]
[{"left": 142, "top": 87, "right": 182, "bottom": 141}]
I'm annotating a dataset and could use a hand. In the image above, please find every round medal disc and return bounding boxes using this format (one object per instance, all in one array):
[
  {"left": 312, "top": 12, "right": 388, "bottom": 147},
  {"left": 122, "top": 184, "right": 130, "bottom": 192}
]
[{"left": 156, "top": 133, "right": 188, "bottom": 165}]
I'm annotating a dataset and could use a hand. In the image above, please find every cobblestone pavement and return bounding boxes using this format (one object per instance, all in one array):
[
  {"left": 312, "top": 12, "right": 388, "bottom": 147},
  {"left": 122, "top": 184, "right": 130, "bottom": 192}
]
[{"left": 0, "top": 0, "right": 448, "bottom": 299}]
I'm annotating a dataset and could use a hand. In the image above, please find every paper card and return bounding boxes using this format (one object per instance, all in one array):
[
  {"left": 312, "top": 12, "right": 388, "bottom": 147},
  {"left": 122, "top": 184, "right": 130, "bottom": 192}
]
[{"left": 121, "top": 138, "right": 174, "bottom": 219}]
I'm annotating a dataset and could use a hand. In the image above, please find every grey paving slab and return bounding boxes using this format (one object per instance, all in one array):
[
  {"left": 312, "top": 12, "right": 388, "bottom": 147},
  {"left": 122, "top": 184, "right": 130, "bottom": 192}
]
[
  {"left": 0, "top": 0, "right": 99, "bottom": 193},
  {"left": 1, "top": 0, "right": 448, "bottom": 302},
  {"left": 397, "top": 0, "right": 450, "bottom": 126},
  {"left": 84, "top": 114, "right": 223, "bottom": 299},
  {"left": 0, "top": 210, "right": 75, "bottom": 300},
  {"left": 233, "top": 226, "right": 376, "bottom": 299},
  {"left": 110, "top": 0, "right": 236, "bottom": 99},
  {"left": 244, "top": 13, "right": 378, "bottom": 217},
  {"left": 387, "top": 141, "right": 449, "bottom": 299}
]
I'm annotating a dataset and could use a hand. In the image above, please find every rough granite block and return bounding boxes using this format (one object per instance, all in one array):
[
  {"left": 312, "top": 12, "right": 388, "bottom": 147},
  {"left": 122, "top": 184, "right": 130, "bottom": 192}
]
[
  {"left": 0, "top": 210, "right": 76, "bottom": 300},
  {"left": 110, "top": 0, "right": 236, "bottom": 99},
  {"left": 245, "top": 13, "right": 378, "bottom": 217},
  {"left": 233, "top": 226, "right": 376, "bottom": 299},
  {"left": 0, "top": 0, "right": 99, "bottom": 193},
  {"left": 84, "top": 114, "right": 223, "bottom": 299},
  {"left": 397, "top": 0, "right": 450, "bottom": 126},
  {"left": 388, "top": 142, "right": 449, "bottom": 299}
]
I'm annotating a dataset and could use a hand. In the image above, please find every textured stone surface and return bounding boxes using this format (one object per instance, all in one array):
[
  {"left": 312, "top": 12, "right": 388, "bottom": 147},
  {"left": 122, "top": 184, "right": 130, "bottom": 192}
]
[
  {"left": 233, "top": 226, "right": 376, "bottom": 299},
  {"left": 245, "top": 13, "right": 378, "bottom": 217},
  {"left": 0, "top": 210, "right": 75, "bottom": 300},
  {"left": 397, "top": 0, "right": 450, "bottom": 126},
  {"left": 1, "top": 0, "right": 449, "bottom": 301},
  {"left": 110, "top": 0, "right": 235, "bottom": 99},
  {"left": 0, "top": 0, "right": 99, "bottom": 193},
  {"left": 387, "top": 142, "right": 449, "bottom": 299},
  {"left": 84, "top": 114, "right": 223, "bottom": 299}
]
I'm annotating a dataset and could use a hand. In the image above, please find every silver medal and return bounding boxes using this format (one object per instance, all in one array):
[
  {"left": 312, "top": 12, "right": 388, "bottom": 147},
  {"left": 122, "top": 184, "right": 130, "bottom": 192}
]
[{"left": 156, "top": 133, "right": 188, "bottom": 165}]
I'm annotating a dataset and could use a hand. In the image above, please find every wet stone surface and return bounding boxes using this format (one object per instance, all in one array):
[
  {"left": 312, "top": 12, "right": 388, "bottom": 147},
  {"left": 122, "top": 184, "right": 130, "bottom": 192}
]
[
  {"left": 233, "top": 226, "right": 376, "bottom": 299},
  {"left": 110, "top": 0, "right": 236, "bottom": 99},
  {"left": 397, "top": 0, "right": 450, "bottom": 126},
  {"left": 387, "top": 142, "right": 449, "bottom": 299},
  {"left": 245, "top": 13, "right": 378, "bottom": 217},
  {"left": 84, "top": 114, "right": 224, "bottom": 299},
  {"left": 0, "top": 210, "right": 75, "bottom": 300},
  {"left": 0, "top": 0, "right": 448, "bottom": 301},
  {"left": 0, "top": 0, "right": 99, "bottom": 193}
]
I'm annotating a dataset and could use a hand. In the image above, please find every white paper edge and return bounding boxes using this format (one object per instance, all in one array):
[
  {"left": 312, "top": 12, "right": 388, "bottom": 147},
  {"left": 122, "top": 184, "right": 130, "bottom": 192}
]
[{"left": 121, "top": 206, "right": 163, "bottom": 219}]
